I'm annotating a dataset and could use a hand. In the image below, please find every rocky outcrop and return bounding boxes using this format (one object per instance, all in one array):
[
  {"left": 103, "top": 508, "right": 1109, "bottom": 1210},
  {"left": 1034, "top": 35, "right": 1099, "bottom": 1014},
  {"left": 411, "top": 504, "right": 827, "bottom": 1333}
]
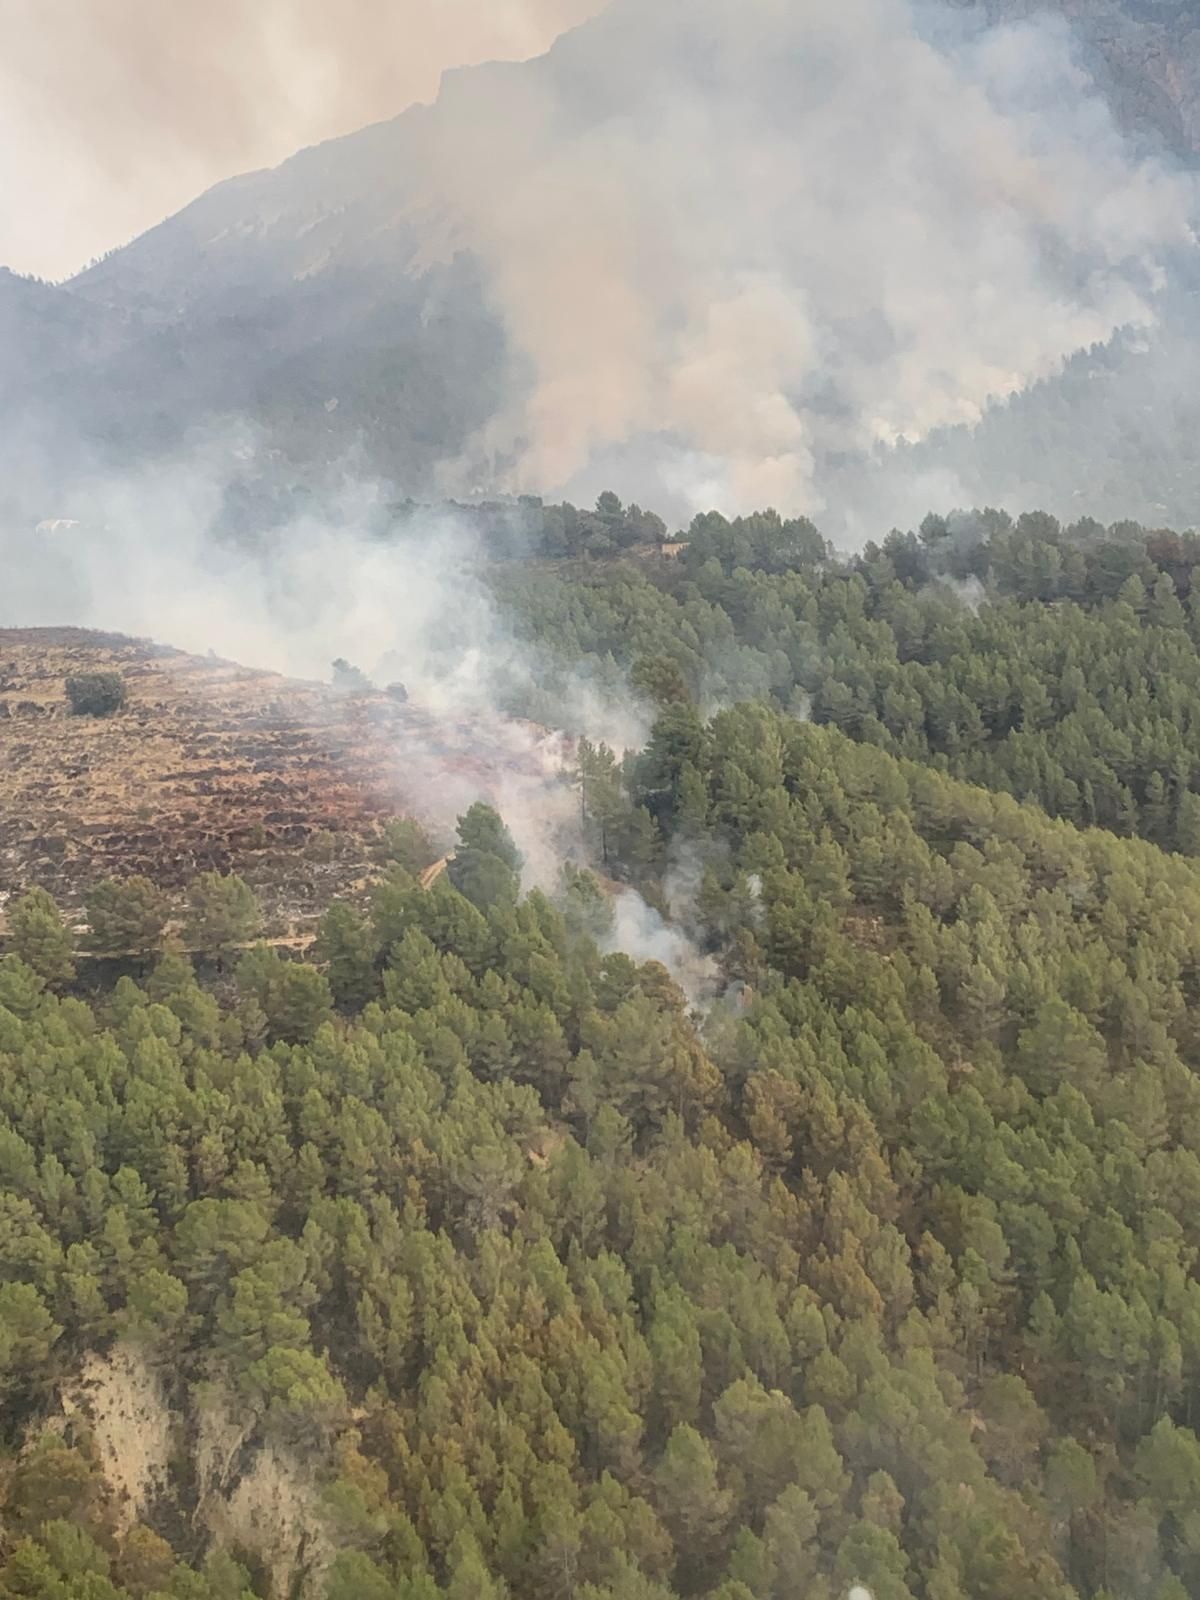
[
  {"left": 193, "top": 1389, "right": 332, "bottom": 1599},
  {"left": 60, "top": 1348, "right": 175, "bottom": 1537},
  {"left": 53, "top": 1345, "right": 331, "bottom": 1597},
  {"left": 955, "top": 0, "right": 1200, "bottom": 161}
]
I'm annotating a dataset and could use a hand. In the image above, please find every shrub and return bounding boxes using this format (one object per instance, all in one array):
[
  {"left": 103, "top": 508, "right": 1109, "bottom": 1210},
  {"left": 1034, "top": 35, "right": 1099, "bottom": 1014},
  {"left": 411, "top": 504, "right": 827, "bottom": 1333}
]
[
  {"left": 331, "top": 658, "right": 372, "bottom": 693},
  {"left": 65, "top": 672, "right": 126, "bottom": 717}
]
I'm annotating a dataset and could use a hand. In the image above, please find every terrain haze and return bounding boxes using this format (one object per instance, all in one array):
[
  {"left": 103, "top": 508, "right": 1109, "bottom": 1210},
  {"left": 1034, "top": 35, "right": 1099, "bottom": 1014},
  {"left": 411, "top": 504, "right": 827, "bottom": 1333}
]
[
  {"left": 0, "top": 0, "right": 603, "bottom": 282},
  {"left": 4, "top": 0, "right": 1200, "bottom": 539}
]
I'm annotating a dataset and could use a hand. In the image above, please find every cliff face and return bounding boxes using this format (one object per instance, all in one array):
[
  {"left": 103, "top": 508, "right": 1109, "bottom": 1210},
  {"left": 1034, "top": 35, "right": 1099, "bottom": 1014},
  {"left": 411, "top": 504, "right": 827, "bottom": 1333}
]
[
  {"left": 955, "top": 0, "right": 1200, "bottom": 161},
  {"left": 54, "top": 1347, "right": 331, "bottom": 1598}
]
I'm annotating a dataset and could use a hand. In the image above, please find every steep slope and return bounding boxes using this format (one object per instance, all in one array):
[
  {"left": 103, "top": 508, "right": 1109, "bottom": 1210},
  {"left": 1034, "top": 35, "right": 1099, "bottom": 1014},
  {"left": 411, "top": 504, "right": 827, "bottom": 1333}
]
[
  {"left": 834, "top": 287, "right": 1200, "bottom": 532},
  {"left": 0, "top": 628, "right": 411, "bottom": 929},
  {"left": 5, "top": 706, "right": 1200, "bottom": 1597},
  {"left": 0, "top": 269, "right": 134, "bottom": 390}
]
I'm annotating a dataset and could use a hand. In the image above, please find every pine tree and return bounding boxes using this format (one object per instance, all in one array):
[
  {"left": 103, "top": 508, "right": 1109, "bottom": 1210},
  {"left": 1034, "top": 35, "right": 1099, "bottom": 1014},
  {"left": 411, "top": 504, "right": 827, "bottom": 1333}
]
[
  {"left": 86, "top": 876, "right": 169, "bottom": 961},
  {"left": 6, "top": 888, "right": 75, "bottom": 987},
  {"left": 183, "top": 871, "right": 260, "bottom": 964}
]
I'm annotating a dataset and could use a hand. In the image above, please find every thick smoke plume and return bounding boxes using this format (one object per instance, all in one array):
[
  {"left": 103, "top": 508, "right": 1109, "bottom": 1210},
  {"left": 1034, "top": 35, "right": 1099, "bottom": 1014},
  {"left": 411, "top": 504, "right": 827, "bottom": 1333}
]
[
  {"left": 0, "top": 440, "right": 637, "bottom": 740},
  {"left": 0, "top": 0, "right": 602, "bottom": 280},
  {"left": 5, "top": 0, "right": 1195, "bottom": 530},
  {"left": 413, "top": 0, "right": 1194, "bottom": 515}
]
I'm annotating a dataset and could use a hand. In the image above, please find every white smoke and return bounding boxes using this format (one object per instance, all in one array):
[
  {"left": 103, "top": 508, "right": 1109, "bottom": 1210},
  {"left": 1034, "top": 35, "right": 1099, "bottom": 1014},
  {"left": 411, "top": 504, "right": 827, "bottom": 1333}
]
[
  {"left": 0, "top": 437, "right": 626, "bottom": 722},
  {"left": 5, "top": 0, "right": 1194, "bottom": 536},
  {"left": 936, "top": 574, "right": 987, "bottom": 613},
  {"left": 0, "top": 444, "right": 745, "bottom": 1002},
  {"left": 605, "top": 889, "right": 721, "bottom": 1010},
  {"left": 0, "top": 434, "right": 650, "bottom": 865},
  {"left": 411, "top": 0, "right": 1194, "bottom": 515}
]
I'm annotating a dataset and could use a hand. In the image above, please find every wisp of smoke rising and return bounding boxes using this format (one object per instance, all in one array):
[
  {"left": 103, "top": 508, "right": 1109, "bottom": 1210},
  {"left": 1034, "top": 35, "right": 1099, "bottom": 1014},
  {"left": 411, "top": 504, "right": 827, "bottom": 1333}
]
[
  {"left": 0, "top": 449, "right": 745, "bottom": 994},
  {"left": 605, "top": 889, "right": 721, "bottom": 1011}
]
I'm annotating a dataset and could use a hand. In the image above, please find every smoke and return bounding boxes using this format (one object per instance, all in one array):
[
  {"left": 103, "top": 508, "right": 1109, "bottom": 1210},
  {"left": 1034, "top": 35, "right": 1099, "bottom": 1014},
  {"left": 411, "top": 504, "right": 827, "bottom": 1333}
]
[
  {"left": 0, "top": 442, "right": 738, "bottom": 985},
  {"left": 5, "top": 0, "right": 1195, "bottom": 533},
  {"left": 0, "top": 0, "right": 603, "bottom": 280},
  {"left": 665, "top": 846, "right": 711, "bottom": 933},
  {"left": 936, "top": 574, "right": 988, "bottom": 613},
  {"left": 7, "top": 0, "right": 1189, "bottom": 988},
  {"left": 410, "top": 0, "right": 1194, "bottom": 517},
  {"left": 605, "top": 890, "right": 721, "bottom": 1010},
  {"left": 0, "top": 435, "right": 620, "bottom": 724},
  {"left": 0, "top": 435, "right": 744, "bottom": 1000}
]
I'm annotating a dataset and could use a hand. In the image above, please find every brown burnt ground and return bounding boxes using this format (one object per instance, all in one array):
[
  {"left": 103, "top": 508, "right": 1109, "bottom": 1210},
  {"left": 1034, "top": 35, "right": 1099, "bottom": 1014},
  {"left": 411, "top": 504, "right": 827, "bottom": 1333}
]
[{"left": 0, "top": 627, "right": 418, "bottom": 932}]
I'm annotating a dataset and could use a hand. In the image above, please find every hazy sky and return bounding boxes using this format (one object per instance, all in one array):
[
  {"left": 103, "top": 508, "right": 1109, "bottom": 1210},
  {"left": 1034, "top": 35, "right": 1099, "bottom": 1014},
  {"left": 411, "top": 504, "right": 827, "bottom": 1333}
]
[{"left": 0, "top": 0, "right": 601, "bottom": 281}]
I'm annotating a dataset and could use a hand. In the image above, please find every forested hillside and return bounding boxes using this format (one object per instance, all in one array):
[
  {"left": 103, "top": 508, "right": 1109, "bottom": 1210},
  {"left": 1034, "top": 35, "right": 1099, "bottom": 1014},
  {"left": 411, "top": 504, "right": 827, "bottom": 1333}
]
[
  {"left": 487, "top": 498, "right": 1200, "bottom": 853},
  {"left": 4, "top": 699, "right": 1200, "bottom": 1598},
  {"left": 7, "top": 0, "right": 1200, "bottom": 1591},
  {"left": 951, "top": 0, "right": 1200, "bottom": 162}
]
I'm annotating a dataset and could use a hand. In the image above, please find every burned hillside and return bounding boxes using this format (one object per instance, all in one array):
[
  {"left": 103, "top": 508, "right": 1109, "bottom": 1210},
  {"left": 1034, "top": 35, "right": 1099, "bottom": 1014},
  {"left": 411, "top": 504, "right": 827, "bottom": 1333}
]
[{"left": 0, "top": 627, "right": 567, "bottom": 936}]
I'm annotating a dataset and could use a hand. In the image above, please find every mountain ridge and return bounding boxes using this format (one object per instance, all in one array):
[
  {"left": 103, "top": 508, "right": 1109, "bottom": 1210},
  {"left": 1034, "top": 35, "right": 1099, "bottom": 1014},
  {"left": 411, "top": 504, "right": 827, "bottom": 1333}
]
[{"left": 3, "top": 0, "right": 1199, "bottom": 531}]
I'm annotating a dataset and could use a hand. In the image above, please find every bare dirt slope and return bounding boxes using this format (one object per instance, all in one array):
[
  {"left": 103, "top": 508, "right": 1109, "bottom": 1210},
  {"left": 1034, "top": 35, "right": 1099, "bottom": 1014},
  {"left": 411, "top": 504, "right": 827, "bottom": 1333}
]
[{"left": 0, "top": 627, "right": 418, "bottom": 929}]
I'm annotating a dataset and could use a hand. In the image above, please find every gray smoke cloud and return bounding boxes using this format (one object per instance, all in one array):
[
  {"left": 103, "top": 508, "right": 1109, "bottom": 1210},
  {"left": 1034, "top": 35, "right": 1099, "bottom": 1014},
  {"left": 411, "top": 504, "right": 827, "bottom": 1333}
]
[
  {"left": 0, "top": 0, "right": 602, "bottom": 280},
  {"left": 0, "top": 433, "right": 750, "bottom": 1004},
  {"left": 0, "top": 437, "right": 644, "bottom": 742},
  {"left": 404, "top": 0, "right": 1196, "bottom": 517}
]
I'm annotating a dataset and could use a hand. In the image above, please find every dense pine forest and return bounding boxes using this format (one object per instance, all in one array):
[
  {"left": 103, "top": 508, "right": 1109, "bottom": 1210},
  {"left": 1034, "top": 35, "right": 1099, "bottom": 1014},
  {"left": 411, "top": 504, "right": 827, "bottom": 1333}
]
[
  {"left": 484, "top": 499, "right": 1200, "bottom": 854},
  {"left": 6, "top": 507, "right": 1200, "bottom": 1599}
]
